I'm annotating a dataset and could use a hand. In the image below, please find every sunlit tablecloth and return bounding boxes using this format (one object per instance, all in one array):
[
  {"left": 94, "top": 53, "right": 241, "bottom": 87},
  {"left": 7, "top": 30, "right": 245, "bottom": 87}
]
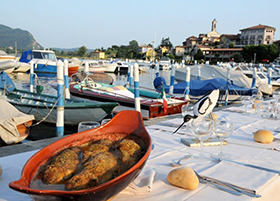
[{"left": 1, "top": 103, "right": 280, "bottom": 201}]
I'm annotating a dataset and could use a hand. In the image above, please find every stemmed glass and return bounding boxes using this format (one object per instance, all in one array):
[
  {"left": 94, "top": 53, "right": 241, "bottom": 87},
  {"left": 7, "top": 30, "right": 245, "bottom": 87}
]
[
  {"left": 181, "top": 104, "right": 193, "bottom": 132},
  {"left": 212, "top": 119, "right": 233, "bottom": 159},
  {"left": 252, "top": 95, "right": 263, "bottom": 115},
  {"left": 78, "top": 121, "right": 100, "bottom": 132},
  {"left": 259, "top": 102, "right": 273, "bottom": 129},
  {"left": 190, "top": 116, "right": 214, "bottom": 159},
  {"left": 241, "top": 96, "right": 252, "bottom": 114}
]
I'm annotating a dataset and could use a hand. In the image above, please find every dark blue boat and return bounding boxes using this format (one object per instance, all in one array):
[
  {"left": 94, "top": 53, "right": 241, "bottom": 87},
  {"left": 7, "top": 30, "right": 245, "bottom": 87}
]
[{"left": 153, "top": 77, "right": 255, "bottom": 98}]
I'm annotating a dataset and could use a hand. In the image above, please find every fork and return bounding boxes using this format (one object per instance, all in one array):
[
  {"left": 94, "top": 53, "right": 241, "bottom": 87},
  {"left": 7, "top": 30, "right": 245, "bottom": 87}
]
[{"left": 170, "top": 154, "right": 191, "bottom": 167}]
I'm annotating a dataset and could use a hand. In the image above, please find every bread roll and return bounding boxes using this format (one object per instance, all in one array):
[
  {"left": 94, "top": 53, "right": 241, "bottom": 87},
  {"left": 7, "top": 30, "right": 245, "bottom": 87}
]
[
  {"left": 254, "top": 129, "right": 274, "bottom": 143},
  {"left": 167, "top": 167, "right": 199, "bottom": 190}
]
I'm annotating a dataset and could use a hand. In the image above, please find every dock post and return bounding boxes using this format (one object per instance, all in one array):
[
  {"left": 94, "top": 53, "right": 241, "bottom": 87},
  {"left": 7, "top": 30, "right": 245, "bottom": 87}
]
[
  {"left": 133, "top": 63, "right": 141, "bottom": 112},
  {"left": 181, "top": 60, "right": 185, "bottom": 68},
  {"left": 129, "top": 64, "right": 134, "bottom": 86},
  {"left": 29, "top": 60, "right": 34, "bottom": 92},
  {"left": 252, "top": 67, "right": 257, "bottom": 88},
  {"left": 268, "top": 67, "right": 272, "bottom": 85},
  {"left": 56, "top": 60, "right": 64, "bottom": 136},
  {"left": 155, "top": 59, "right": 159, "bottom": 78},
  {"left": 84, "top": 61, "right": 89, "bottom": 85},
  {"left": 184, "top": 66, "right": 190, "bottom": 100},
  {"left": 197, "top": 66, "right": 201, "bottom": 80},
  {"left": 127, "top": 64, "right": 131, "bottom": 86},
  {"left": 194, "top": 60, "right": 197, "bottom": 65},
  {"left": 149, "top": 59, "right": 153, "bottom": 68},
  {"left": 169, "top": 64, "right": 176, "bottom": 94},
  {"left": 225, "top": 65, "right": 231, "bottom": 106},
  {"left": 64, "top": 60, "right": 70, "bottom": 99}
]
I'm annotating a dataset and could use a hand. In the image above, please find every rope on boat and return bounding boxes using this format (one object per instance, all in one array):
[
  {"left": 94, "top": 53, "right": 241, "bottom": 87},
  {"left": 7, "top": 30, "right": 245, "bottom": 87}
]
[{"left": 26, "top": 78, "right": 64, "bottom": 127}]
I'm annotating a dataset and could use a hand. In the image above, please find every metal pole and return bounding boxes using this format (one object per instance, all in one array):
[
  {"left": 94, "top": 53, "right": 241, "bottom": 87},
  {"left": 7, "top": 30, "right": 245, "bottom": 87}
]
[
  {"left": 169, "top": 64, "right": 176, "bottom": 94},
  {"left": 127, "top": 64, "right": 131, "bottom": 86},
  {"left": 225, "top": 65, "right": 231, "bottom": 106},
  {"left": 268, "top": 67, "right": 272, "bottom": 85},
  {"left": 56, "top": 60, "right": 64, "bottom": 136},
  {"left": 29, "top": 60, "right": 34, "bottom": 92},
  {"left": 64, "top": 60, "right": 70, "bottom": 99},
  {"left": 184, "top": 66, "right": 190, "bottom": 100},
  {"left": 134, "top": 63, "right": 141, "bottom": 112},
  {"left": 84, "top": 61, "right": 89, "bottom": 85}
]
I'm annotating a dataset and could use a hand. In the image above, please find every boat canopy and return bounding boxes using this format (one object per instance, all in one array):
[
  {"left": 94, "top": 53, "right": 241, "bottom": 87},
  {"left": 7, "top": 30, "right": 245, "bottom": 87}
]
[
  {"left": 0, "top": 71, "right": 15, "bottom": 94},
  {"left": 19, "top": 50, "right": 57, "bottom": 63}
]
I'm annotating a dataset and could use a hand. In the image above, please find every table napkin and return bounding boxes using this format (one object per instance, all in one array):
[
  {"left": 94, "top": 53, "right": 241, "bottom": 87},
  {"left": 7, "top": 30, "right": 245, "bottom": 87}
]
[
  {"left": 120, "top": 166, "right": 156, "bottom": 195},
  {"left": 199, "top": 160, "right": 278, "bottom": 195}
]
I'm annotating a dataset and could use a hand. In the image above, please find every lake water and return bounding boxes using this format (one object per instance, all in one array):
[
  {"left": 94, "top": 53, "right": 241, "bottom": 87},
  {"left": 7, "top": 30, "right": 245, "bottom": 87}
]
[{"left": 9, "top": 68, "right": 172, "bottom": 96}]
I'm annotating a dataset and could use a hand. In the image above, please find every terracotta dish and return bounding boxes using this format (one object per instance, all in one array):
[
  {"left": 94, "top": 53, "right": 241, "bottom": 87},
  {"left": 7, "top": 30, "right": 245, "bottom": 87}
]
[{"left": 9, "top": 110, "right": 152, "bottom": 201}]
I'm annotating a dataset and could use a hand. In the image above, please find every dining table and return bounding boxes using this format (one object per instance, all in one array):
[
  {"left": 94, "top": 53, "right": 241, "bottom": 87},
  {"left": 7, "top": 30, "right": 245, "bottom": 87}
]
[{"left": 1, "top": 100, "right": 280, "bottom": 201}]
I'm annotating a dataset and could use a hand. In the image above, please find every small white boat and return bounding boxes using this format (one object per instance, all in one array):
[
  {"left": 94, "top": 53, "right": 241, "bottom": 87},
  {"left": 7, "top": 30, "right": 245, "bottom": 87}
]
[{"left": 105, "top": 59, "right": 129, "bottom": 73}]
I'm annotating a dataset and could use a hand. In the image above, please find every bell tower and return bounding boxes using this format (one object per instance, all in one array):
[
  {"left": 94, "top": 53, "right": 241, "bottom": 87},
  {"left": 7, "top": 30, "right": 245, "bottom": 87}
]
[{"left": 212, "top": 19, "right": 217, "bottom": 32}]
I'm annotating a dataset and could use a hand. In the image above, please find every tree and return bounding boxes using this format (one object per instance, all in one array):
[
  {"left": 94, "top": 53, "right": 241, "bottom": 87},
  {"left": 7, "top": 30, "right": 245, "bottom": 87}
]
[
  {"left": 194, "top": 49, "right": 204, "bottom": 60},
  {"left": 77, "top": 46, "right": 87, "bottom": 57},
  {"left": 128, "top": 40, "right": 139, "bottom": 58},
  {"left": 159, "top": 37, "right": 173, "bottom": 50}
]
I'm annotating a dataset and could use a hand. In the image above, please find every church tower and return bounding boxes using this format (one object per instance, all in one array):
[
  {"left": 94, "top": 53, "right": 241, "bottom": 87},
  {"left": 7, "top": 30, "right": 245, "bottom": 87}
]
[{"left": 212, "top": 19, "right": 217, "bottom": 32}]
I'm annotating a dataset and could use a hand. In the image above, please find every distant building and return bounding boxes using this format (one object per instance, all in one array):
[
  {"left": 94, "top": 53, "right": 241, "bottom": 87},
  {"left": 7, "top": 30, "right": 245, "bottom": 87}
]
[
  {"left": 240, "top": 24, "right": 276, "bottom": 45},
  {"left": 204, "top": 48, "right": 243, "bottom": 62},
  {"left": 90, "top": 50, "right": 105, "bottom": 59},
  {"left": 220, "top": 34, "right": 241, "bottom": 47},
  {"left": 175, "top": 46, "right": 186, "bottom": 57},
  {"left": 138, "top": 44, "right": 153, "bottom": 54}
]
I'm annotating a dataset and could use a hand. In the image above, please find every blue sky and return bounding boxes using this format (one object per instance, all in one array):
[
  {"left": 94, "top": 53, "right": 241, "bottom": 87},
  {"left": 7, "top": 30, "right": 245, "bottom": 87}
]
[{"left": 1, "top": 0, "right": 280, "bottom": 49}]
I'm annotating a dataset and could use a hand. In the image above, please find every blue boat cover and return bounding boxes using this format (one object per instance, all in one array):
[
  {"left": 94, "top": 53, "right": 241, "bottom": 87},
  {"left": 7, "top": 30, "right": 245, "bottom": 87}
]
[
  {"left": 19, "top": 50, "right": 33, "bottom": 63},
  {"left": 0, "top": 71, "right": 16, "bottom": 94},
  {"left": 154, "top": 77, "right": 253, "bottom": 96}
]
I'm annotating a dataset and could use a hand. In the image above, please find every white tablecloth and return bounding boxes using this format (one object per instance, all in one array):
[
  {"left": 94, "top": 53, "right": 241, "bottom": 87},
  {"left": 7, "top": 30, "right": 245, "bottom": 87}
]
[{"left": 1, "top": 104, "right": 280, "bottom": 201}]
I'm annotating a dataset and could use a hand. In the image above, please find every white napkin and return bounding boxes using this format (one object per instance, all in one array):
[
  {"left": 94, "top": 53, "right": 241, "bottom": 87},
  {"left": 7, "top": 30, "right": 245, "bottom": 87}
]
[
  {"left": 199, "top": 160, "right": 278, "bottom": 195},
  {"left": 120, "top": 166, "right": 156, "bottom": 195}
]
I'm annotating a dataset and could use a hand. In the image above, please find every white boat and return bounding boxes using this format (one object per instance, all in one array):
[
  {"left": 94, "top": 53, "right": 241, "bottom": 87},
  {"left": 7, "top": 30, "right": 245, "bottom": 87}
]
[
  {"left": 175, "top": 64, "right": 274, "bottom": 95},
  {"left": 105, "top": 59, "right": 129, "bottom": 73},
  {"left": 80, "top": 60, "right": 108, "bottom": 72},
  {"left": 158, "top": 57, "right": 171, "bottom": 70}
]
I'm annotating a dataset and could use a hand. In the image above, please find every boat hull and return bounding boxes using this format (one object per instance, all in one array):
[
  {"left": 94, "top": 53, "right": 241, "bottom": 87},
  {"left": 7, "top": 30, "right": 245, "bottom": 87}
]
[{"left": 7, "top": 89, "right": 118, "bottom": 125}]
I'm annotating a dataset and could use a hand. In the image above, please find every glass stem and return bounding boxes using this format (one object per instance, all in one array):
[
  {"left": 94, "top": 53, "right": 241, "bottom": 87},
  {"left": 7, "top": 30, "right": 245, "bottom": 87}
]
[
  {"left": 200, "top": 139, "right": 203, "bottom": 155},
  {"left": 220, "top": 140, "right": 223, "bottom": 154}
]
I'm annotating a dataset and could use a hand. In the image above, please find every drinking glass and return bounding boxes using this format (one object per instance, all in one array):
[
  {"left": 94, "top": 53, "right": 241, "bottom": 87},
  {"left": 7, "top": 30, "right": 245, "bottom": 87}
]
[
  {"left": 212, "top": 119, "right": 233, "bottom": 159},
  {"left": 181, "top": 104, "right": 193, "bottom": 132},
  {"left": 190, "top": 116, "right": 214, "bottom": 159},
  {"left": 273, "top": 91, "right": 280, "bottom": 103},
  {"left": 259, "top": 102, "right": 273, "bottom": 129},
  {"left": 101, "top": 118, "right": 111, "bottom": 125},
  {"left": 78, "top": 121, "right": 100, "bottom": 132},
  {"left": 252, "top": 96, "right": 263, "bottom": 115},
  {"left": 241, "top": 96, "right": 251, "bottom": 113},
  {"left": 274, "top": 104, "right": 280, "bottom": 131}
]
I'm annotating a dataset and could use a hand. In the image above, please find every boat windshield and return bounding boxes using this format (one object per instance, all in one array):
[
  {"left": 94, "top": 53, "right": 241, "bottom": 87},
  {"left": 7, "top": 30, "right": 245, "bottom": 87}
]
[{"left": 42, "top": 52, "right": 57, "bottom": 61}]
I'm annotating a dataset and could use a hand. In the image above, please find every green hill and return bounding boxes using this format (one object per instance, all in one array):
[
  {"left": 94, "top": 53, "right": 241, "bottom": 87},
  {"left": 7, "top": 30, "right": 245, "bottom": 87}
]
[{"left": 0, "top": 24, "right": 42, "bottom": 50}]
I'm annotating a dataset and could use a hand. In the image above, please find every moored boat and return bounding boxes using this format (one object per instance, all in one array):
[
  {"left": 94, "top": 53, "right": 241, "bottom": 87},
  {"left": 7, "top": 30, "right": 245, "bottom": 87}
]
[
  {"left": 68, "top": 77, "right": 188, "bottom": 119},
  {"left": 0, "top": 99, "right": 34, "bottom": 145},
  {"left": 19, "top": 49, "right": 79, "bottom": 76},
  {"left": 0, "top": 71, "right": 118, "bottom": 125}
]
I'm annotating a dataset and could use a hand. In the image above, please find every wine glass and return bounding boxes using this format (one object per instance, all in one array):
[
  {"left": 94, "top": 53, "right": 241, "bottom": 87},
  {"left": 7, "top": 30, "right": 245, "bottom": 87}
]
[
  {"left": 241, "top": 96, "right": 251, "bottom": 114},
  {"left": 78, "top": 121, "right": 100, "bottom": 132},
  {"left": 190, "top": 116, "right": 214, "bottom": 159},
  {"left": 181, "top": 104, "right": 193, "bottom": 132},
  {"left": 212, "top": 119, "right": 233, "bottom": 159},
  {"left": 259, "top": 102, "right": 273, "bottom": 129},
  {"left": 252, "top": 96, "right": 263, "bottom": 115},
  {"left": 101, "top": 118, "right": 111, "bottom": 125},
  {"left": 273, "top": 91, "right": 280, "bottom": 103}
]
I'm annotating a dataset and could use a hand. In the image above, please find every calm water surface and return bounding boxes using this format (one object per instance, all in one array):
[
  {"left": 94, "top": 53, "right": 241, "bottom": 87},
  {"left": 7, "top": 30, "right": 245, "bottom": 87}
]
[{"left": 9, "top": 69, "right": 172, "bottom": 96}]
